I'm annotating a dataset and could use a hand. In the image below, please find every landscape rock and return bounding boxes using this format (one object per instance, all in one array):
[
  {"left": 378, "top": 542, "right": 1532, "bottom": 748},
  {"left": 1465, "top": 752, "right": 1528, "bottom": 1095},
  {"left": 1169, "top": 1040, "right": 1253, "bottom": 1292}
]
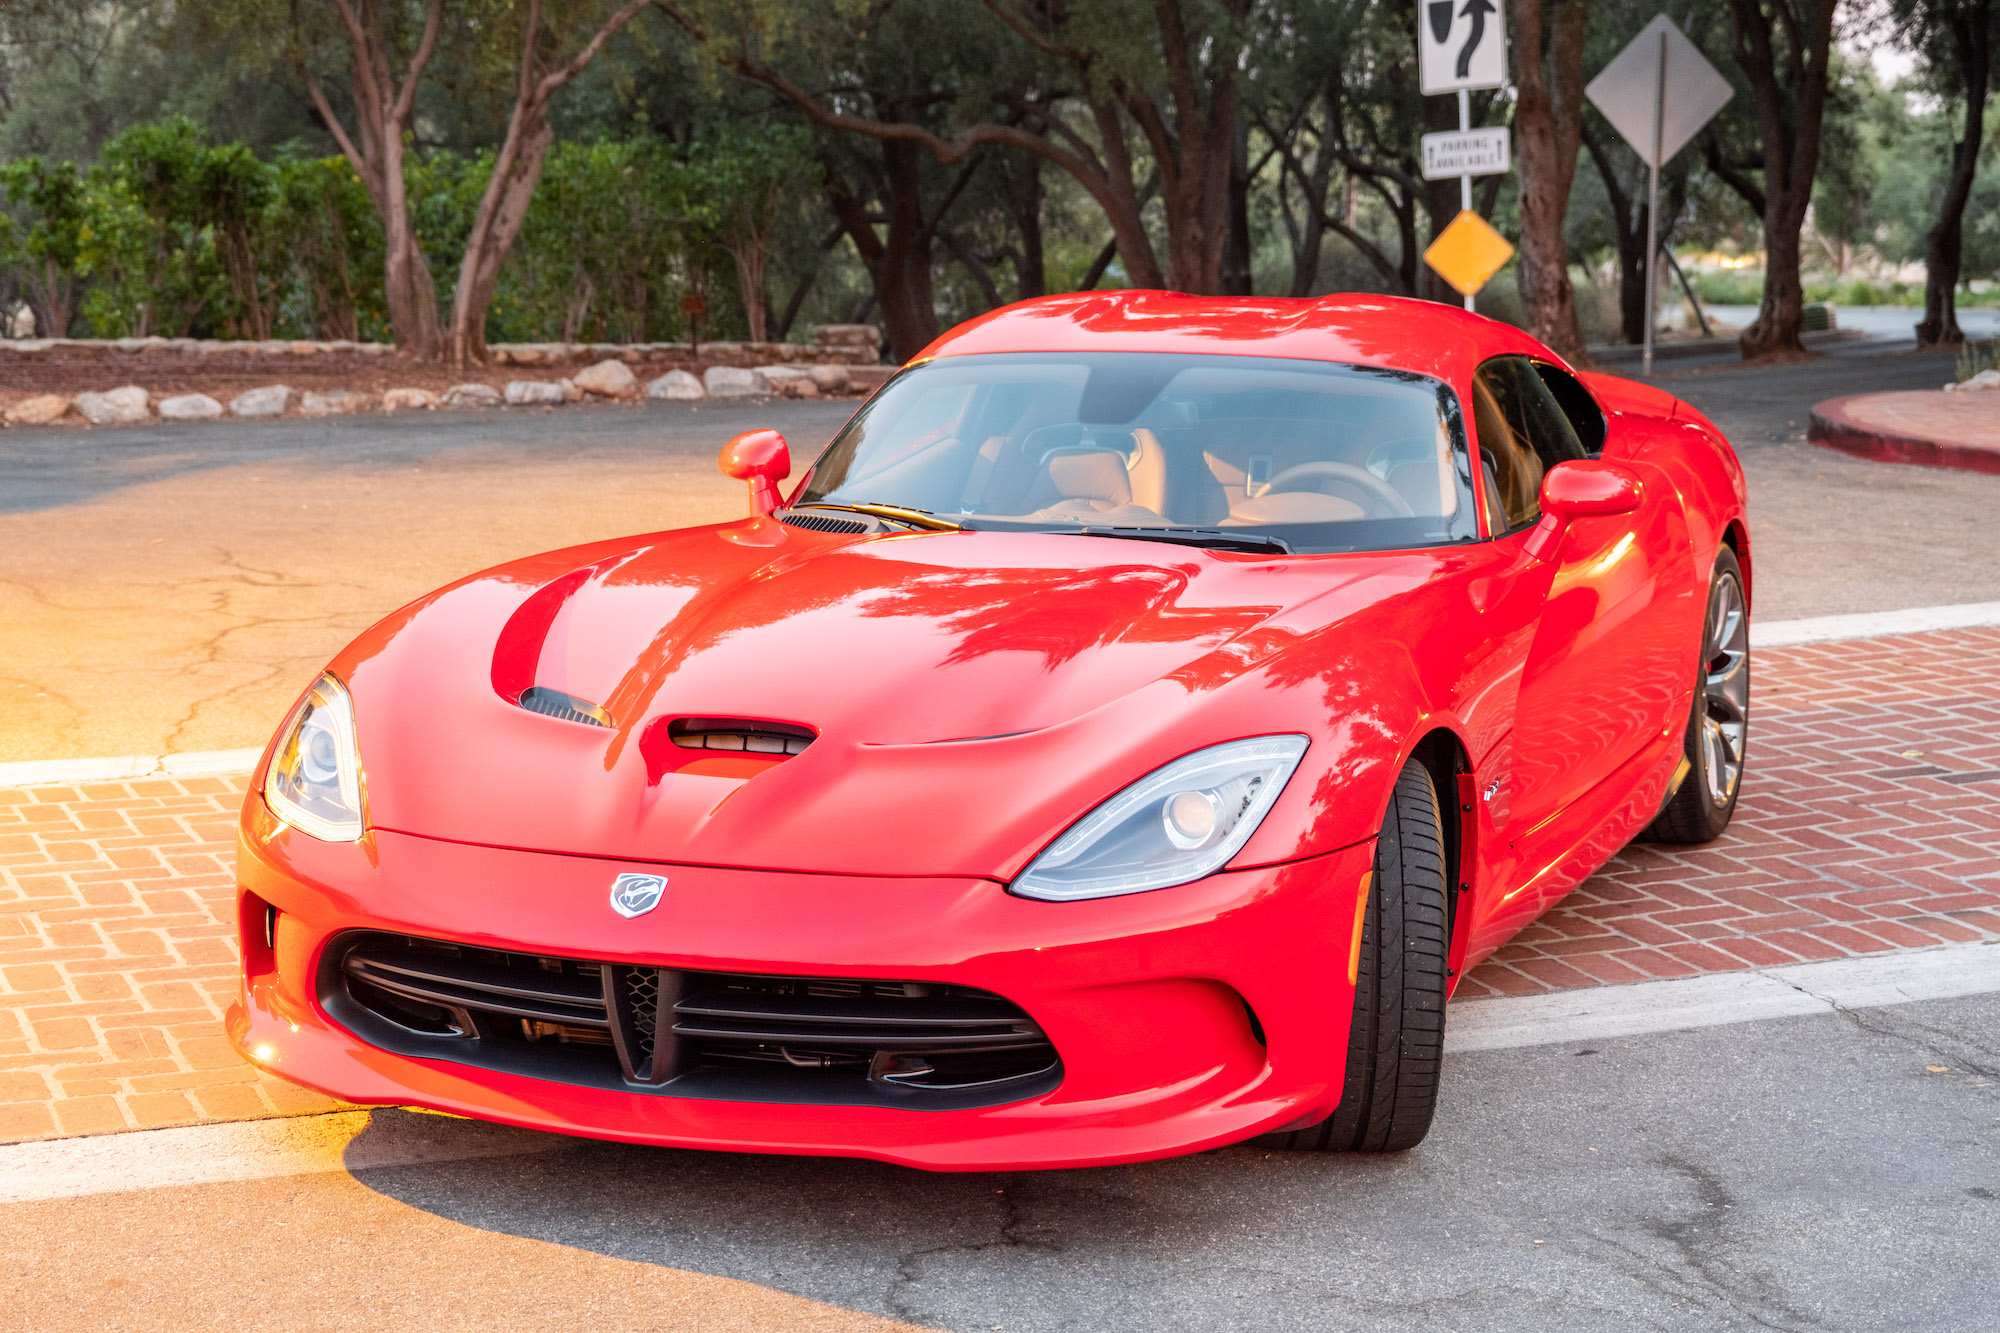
[
  {"left": 703, "top": 366, "right": 770, "bottom": 398},
  {"left": 757, "top": 365, "right": 819, "bottom": 399},
  {"left": 574, "top": 358, "right": 639, "bottom": 399},
  {"left": 847, "top": 365, "right": 897, "bottom": 393},
  {"left": 300, "top": 389, "right": 367, "bottom": 416},
  {"left": 158, "top": 392, "right": 224, "bottom": 420},
  {"left": 442, "top": 382, "right": 503, "bottom": 408},
  {"left": 381, "top": 387, "right": 440, "bottom": 411},
  {"left": 1944, "top": 368, "right": 2000, "bottom": 393},
  {"left": 561, "top": 377, "right": 582, "bottom": 402},
  {"left": 807, "top": 364, "right": 852, "bottom": 395},
  {"left": 4, "top": 393, "right": 72, "bottom": 426},
  {"left": 646, "top": 370, "right": 705, "bottom": 401},
  {"left": 506, "top": 379, "right": 569, "bottom": 406},
  {"left": 229, "top": 385, "right": 295, "bottom": 418},
  {"left": 812, "top": 323, "right": 883, "bottom": 351},
  {"left": 73, "top": 385, "right": 151, "bottom": 425}
]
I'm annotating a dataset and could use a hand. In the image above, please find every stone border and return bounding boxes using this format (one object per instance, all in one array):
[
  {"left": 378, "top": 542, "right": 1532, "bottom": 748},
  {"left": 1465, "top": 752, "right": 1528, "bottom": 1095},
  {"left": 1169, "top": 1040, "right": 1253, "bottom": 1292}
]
[
  {"left": 2, "top": 359, "right": 897, "bottom": 427},
  {"left": 1808, "top": 393, "right": 2000, "bottom": 475},
  {"left": 0, "top": 324, "right": 884, "bottom": 370}
]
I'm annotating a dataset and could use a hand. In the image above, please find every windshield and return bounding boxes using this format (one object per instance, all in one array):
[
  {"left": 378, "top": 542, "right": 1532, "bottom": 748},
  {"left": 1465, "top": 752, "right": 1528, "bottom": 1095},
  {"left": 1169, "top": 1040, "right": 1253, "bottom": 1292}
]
[{"left": 798, "top": 352, "right": 1478, "bottom": 554}]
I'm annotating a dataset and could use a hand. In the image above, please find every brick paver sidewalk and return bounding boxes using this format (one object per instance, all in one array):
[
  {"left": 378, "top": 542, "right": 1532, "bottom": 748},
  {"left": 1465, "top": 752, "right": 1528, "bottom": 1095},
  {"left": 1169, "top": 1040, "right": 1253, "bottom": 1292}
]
[{"left": 4, "top": 628, "right": 1997, "bottom": 1144}]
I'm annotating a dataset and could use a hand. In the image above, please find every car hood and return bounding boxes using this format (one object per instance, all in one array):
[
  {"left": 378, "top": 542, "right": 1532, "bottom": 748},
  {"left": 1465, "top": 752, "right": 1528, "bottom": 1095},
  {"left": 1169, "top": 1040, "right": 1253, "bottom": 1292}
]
[{"left": 338, "top": 518, "right": 1439, "bottom": 877}]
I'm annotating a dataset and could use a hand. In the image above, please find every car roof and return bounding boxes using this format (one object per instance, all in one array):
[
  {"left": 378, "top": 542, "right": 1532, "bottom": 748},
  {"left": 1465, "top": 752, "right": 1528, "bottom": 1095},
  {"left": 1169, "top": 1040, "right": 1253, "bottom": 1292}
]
[{"left": 914, "top": 290, "right": 1559, "bottom": 384}]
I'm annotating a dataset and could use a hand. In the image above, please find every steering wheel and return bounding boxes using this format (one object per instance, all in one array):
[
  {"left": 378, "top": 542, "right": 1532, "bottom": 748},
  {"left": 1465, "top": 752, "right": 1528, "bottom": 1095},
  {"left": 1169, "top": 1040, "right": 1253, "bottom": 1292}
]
[{"left": 1266, "top": 461, "right": 1415, "bottom": 518}]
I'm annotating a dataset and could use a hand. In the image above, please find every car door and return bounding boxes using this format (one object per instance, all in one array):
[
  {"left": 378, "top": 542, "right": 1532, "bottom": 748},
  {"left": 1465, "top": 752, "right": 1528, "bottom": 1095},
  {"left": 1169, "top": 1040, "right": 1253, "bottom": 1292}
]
[{"left": 1472, "top": 356, "right": 1694, "bottom": 901}]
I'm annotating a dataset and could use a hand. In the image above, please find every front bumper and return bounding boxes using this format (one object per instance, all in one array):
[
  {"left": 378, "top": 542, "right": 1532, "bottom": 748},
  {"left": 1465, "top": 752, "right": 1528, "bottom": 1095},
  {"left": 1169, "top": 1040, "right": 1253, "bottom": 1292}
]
[{"left": 229, "top": 799, "right": 1372, "bottom": 1171}]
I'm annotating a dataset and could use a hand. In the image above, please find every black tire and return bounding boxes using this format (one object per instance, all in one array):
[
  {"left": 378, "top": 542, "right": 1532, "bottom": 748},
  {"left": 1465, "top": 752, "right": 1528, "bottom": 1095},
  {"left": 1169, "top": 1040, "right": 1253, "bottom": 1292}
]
[
  {"left": 1645, "top": 547, "right": 1749, "bottom": 844},
  {"left": 1262, "top": 760, "right": 1450, "bottom": 1153}
]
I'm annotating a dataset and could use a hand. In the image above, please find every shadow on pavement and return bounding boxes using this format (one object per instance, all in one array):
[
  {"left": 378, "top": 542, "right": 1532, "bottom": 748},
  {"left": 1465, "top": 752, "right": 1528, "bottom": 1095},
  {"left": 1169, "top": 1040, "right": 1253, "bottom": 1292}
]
[{"left": 337, "top": 994, "right": 2000, "bottom": 1332}]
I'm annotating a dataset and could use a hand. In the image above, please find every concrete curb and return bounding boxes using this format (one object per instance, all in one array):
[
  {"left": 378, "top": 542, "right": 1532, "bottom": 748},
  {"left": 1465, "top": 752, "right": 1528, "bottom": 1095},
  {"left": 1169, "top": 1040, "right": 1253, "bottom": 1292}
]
[{"left": 1809, "top": 393, "right": 2000, "bottom": 475}]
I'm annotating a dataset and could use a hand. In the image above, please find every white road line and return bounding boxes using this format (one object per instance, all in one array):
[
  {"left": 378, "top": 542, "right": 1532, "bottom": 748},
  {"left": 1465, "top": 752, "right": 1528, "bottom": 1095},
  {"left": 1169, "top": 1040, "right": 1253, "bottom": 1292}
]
[
  {"left": 1750, "top": 599, "right": 2000, "bottom": 648},
  {"left": 0, "top": 1108, "right": 566, "bottom": 1206},
  {"left": 0, "top": 746, "right": 262, "bottom": 787},
  {"left": 5, "top": 939, "right": 1996, "bottom": 1203},
  {"left": 1446, "top": 937, "right": 2000, "bottom": 1053}
]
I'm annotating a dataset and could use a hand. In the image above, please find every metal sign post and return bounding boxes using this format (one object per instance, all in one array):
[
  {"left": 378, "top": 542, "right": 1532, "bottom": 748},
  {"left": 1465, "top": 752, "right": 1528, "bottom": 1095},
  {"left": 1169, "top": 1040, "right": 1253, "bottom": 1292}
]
[
  {"left": 1419, "top": 0, "right": 1509, "bottom": 312},
  {"left": 1587, "top": 16, "right": 1734, "bottom": 374}
]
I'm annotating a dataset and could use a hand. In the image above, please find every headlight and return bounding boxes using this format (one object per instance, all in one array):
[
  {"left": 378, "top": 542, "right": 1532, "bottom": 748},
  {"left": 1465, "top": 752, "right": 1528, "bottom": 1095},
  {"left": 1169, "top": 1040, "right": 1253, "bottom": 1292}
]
[
  {"left": 1012, "top": 735, "right": 1308, "bottom": 901},
  {"left": 263, "top": 673, "right": 366, "bottom": 841}
]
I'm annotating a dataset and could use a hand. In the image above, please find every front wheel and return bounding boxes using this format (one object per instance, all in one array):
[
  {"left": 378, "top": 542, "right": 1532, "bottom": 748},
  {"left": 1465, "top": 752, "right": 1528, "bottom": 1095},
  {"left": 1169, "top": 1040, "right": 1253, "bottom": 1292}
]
[
  {"left": 1646, "top": 547, "right": 1749, "bottom": 844},
  {"left": 1262, "top": 759, "right": 1449, "bottom": 1153}
]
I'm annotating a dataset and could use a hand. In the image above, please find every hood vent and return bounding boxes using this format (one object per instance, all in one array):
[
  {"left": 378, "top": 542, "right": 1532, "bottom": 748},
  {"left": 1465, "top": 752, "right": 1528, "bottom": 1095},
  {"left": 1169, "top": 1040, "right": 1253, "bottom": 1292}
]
[
  {"left": 780, "top": 510, "right": 871, "bottom": 534},
  {"left": 519, "top": 686, "right": 611, "bottom": 728},
  {"left": 669, "top": 717, "right": 813, "bottom": 756}
]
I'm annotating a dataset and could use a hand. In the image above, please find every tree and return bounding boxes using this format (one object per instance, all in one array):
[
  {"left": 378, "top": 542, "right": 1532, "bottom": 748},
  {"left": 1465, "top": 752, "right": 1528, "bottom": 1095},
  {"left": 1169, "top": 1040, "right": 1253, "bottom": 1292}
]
[
  {"left": 0, "top": 156, "right": 88, "bottom": 335},
  {"left": 443, "top": 0, "right": 652, "bottom": 365},
  {"left": 1509, "top": 0, "right": 1587, "bottom": 360},
  {"left": 654, "top": 0, "right": 1256, "bottom": 304},
  {"left": 1901, "top": 0, "right": 1995, "bottom": 347},
  {"left": 696, "top": 125, "right": 821, "bottom": 344},
  {"left": 1716, "top": 0, "right": 1839, "bottom": 360},
  {"left": 288, "top": 0, "right": 448, "bottom": 358}
]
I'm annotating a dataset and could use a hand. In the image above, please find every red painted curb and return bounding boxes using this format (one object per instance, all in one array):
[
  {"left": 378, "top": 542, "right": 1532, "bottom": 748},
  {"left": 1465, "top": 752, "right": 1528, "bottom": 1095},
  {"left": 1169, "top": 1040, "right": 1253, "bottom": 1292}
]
[{"left": 1809, "top": 394, "right": 2000, "bottom": 475}]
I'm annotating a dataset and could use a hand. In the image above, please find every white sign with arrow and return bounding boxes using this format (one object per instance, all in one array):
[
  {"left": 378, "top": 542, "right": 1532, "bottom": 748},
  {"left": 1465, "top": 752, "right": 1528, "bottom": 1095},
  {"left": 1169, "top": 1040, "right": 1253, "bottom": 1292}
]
[
  {"left": 1586, "top": 15, "right": 1734, "bottom": 373},
  {"left": 1420, "top": 0, "right": 1508, "bottom": 95}
]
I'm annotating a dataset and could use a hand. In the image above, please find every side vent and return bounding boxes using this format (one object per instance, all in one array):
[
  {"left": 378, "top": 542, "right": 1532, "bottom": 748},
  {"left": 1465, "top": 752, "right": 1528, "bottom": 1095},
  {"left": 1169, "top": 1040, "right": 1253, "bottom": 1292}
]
[
  {"left": 669, "top": 717, "right": 813, "bottom": 756},
  {"left": 781, "top": 511, "right": 871, "bottom": 534},
  {"left": 519, "top": 686, "right": 611, "bottom": 728}
]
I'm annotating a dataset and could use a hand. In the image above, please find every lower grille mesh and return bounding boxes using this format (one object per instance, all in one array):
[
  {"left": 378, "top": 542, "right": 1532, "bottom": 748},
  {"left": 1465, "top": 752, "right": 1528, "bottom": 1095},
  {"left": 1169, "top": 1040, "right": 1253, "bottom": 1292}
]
[{"left": 321, "top": 932, "right": 1060, "bottom": 1110}]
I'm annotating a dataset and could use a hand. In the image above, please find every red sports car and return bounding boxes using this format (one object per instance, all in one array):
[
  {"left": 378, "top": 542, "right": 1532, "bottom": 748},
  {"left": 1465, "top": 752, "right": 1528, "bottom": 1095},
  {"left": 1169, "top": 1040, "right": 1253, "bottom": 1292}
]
[{"left": 230, "top": 292, "right": 1750, "bottom": 1170}]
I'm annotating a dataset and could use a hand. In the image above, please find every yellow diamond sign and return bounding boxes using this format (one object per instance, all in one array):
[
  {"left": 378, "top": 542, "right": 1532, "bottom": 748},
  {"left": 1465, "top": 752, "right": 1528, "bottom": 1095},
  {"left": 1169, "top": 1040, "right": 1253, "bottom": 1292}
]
[{"left": 1424, "top": 210, "right": 1515, "bottom": 297}]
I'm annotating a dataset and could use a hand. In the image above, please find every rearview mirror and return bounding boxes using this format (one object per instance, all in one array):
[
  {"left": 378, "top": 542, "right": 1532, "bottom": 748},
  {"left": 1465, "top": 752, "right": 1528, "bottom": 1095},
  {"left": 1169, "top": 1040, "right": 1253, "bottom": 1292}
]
[
  {"left": 1540, "top": 459, "right": 1643, "bottom": 519},
  {"left": 719, "top": 429, "right": 791, "bottom": 516}
]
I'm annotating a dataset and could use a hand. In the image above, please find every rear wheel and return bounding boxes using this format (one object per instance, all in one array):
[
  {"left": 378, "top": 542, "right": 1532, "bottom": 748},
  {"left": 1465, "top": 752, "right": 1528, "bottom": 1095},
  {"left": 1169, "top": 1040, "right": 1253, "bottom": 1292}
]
[
  {"left": 1263, "top": 759, "right": 1449, "bottom": 1153},
  {"left": 1646, "top": 548, "right": 1749, "bottom": 844}
]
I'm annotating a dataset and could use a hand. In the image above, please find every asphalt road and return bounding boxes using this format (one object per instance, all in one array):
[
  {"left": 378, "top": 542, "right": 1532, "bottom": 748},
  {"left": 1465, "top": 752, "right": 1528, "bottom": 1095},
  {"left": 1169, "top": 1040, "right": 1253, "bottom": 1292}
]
[
  {"left": 3, "top": 346, "right": 1997, "bottom": 761},
  {"left": 7, "top": 994, "right": 1996, "bottom": 1331}
]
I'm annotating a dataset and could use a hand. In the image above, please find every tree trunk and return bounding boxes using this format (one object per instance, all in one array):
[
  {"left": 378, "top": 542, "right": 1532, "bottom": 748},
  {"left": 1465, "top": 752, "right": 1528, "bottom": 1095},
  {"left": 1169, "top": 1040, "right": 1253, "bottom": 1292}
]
[
  {"left": 731, "top": 238, "right": 768, "bottom": 343},
  {"left": 825, "top": 144, "right": 937, "bottom": 363},
  {"left": 1220, "top": 116, "right": 1253, "bottom": 295},
  {"left": 1724, "top": 0, "right": 1837, "bottom": 361},
  {"left": 1917, "top": 1, "right": 1990, "bottom": 349},
  {"left": 1509, "top": 0, "right": 1587, "bottom": 360},
  {"left": 446, "top": 119, "right": 552, "bottom": 366},
  {"left": 1011, "top": 155, "right": 1045, "bottom": 299}
]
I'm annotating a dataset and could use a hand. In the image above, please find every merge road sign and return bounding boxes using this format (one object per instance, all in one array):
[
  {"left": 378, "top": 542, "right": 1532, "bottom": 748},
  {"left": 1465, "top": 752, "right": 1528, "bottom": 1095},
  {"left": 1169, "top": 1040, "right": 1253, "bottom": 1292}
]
[
  {"left": 1421, "top": 128, "right": 1512, "bottom": 180},
  {"left": 1420, "top": 0, "right": 1508, "bottom": 95},
  {"left": 1423, "top": 210, "right": 1515, "bottom": 298}
]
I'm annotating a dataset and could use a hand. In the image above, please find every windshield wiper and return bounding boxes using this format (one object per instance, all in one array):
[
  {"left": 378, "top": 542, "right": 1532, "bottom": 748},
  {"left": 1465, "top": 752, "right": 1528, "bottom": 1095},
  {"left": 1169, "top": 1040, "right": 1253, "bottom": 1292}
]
[
  {"left": 785, "top": 502, "right": 962, "bottom": 532},
  {"left": 1065, "top": 525, "right": 1292, "bottom": 555}
]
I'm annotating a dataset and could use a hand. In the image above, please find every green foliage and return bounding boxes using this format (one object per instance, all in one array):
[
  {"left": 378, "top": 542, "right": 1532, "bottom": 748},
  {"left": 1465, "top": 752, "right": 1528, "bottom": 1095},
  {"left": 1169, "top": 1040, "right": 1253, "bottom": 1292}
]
[{"left": 492, "top": 137, "right": 703, "bottom": 343}]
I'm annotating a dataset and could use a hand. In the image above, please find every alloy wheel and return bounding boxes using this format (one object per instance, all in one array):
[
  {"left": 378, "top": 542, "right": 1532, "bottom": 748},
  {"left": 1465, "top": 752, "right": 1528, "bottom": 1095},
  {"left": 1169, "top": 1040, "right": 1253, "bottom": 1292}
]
[{"left": 1700, "top": 572, "right": 1749, "bottom": 807}]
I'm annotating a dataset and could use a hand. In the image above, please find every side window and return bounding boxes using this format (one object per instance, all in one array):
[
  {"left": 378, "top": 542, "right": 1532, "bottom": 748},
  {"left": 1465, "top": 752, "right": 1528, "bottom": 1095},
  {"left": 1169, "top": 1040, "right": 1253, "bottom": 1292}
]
[
  {"left": 1534, "top": 363, "right": 1608, "bottom": 456},
  {"left": 1471, "top": 356, "right": 1590, "bottom": 534}
]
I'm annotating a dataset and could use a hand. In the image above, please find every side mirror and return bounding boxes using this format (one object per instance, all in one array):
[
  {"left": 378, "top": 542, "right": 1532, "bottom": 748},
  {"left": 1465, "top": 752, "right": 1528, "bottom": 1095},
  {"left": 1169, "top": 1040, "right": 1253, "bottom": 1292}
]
[
  {"left": 1540, "top": 459, "right": 1643, "bottom": 519},
  {"left": 719, "top": 429, "right": 791, "bottom": 516}
]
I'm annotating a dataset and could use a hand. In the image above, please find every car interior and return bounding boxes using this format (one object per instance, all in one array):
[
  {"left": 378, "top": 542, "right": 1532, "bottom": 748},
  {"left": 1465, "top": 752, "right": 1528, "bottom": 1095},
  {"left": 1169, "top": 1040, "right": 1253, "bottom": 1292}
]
[{"left": 800, "top": 354, "right": 1480, "bottom": 551}]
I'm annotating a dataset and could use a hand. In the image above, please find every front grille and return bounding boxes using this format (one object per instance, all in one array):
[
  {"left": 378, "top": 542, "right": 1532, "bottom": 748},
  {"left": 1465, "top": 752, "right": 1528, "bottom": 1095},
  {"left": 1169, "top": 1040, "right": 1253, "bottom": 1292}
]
[{"left": 320, "top": 932, "right": 1060, "bottom": 1110}]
